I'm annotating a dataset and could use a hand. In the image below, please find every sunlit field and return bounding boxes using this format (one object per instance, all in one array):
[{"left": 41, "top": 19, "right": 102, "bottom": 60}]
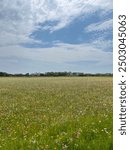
[{"left": 0, "top": 77, "right": 112, "bottom": 150}]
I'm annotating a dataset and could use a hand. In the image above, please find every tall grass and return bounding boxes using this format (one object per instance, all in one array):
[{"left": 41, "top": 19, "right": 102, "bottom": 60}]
[{"left": 0, "top": 77, "right": 112, "bottom": 150}]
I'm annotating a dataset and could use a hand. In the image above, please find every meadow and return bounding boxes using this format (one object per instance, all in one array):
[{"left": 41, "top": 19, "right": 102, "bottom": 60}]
[{"left": 0, "top": 77, "right": 112, "bottom": 150}]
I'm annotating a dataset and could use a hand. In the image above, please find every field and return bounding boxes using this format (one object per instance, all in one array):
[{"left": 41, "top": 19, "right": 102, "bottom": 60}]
[{"left": 0, "top": 77, "right": 112, "bottom": 150}]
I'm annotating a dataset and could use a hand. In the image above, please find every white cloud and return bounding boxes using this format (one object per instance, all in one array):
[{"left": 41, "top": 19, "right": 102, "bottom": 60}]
[
  {"left": 0, "top": 0, "right": 112, "bottom": 46},
  {"left": 0, "top": 0, "right": 113, "bottom": 73},
  {"left": 90, "top": 38, "right": 113, "bottom": 51},
  {"left": 85, "top": 19, "right": 113, "bottom": 32},
  {"left": 0, "top": 42, "right": 112, "bottom": 71}
]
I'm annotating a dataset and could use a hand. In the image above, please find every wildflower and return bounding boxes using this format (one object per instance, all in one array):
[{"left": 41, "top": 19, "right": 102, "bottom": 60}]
[
  {"left": 104, "top": 128, "right": 109, "bottom": 134},
  {"left": 62, "top": 144, "right": 68, "bottom": 149},
  {"left": 75, "top": 143, "right": 79, "bottom": 147},
  {"left": 69, "top": 137, "right": 73, "bottom": 142}
]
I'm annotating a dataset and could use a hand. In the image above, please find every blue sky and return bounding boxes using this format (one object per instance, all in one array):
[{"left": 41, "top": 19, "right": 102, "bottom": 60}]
[{"left": 0, "top": 0, "right": 113, "bottom": 73}]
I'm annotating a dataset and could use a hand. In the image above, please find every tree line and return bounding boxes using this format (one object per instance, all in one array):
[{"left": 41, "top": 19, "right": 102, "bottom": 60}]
[{"left": 0, "top": 72, "right": 112, "bottom": 77}]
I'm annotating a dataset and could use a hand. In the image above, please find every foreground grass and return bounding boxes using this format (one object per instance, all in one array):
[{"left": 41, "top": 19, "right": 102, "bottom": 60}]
[{"left": 0, "top": 77, "right": 112, "bottom": 150}]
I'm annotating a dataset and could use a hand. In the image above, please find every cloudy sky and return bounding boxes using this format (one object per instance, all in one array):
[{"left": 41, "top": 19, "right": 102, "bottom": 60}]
[{"left": 0, "top": 0, "right": 113, "bottom": 73}]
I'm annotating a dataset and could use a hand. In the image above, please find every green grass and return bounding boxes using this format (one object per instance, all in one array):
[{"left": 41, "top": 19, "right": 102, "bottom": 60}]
[{"left": 0, "top": 77, "right": 112, "bottom": 150}]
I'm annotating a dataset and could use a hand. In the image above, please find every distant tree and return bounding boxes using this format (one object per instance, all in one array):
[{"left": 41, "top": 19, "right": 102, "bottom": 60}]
[
  {"left": 0, "top": 72, "right": 9, "bottom": 76},
  {"left": 0, "top": 71, "right": 113, "bottom": 77},
  {"left": 25, "top": 73, "right": 29, "bottom": 76}
]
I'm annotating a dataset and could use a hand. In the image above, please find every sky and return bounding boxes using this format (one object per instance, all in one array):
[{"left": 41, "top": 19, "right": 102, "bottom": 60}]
[{"left": 0, "top": 0, "right": 113, "bottom": 74}]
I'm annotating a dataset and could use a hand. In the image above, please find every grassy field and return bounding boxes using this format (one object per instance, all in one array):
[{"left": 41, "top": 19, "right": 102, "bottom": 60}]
[{"left": 0, "top": 77, "right": 112, "bottom": 150}]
